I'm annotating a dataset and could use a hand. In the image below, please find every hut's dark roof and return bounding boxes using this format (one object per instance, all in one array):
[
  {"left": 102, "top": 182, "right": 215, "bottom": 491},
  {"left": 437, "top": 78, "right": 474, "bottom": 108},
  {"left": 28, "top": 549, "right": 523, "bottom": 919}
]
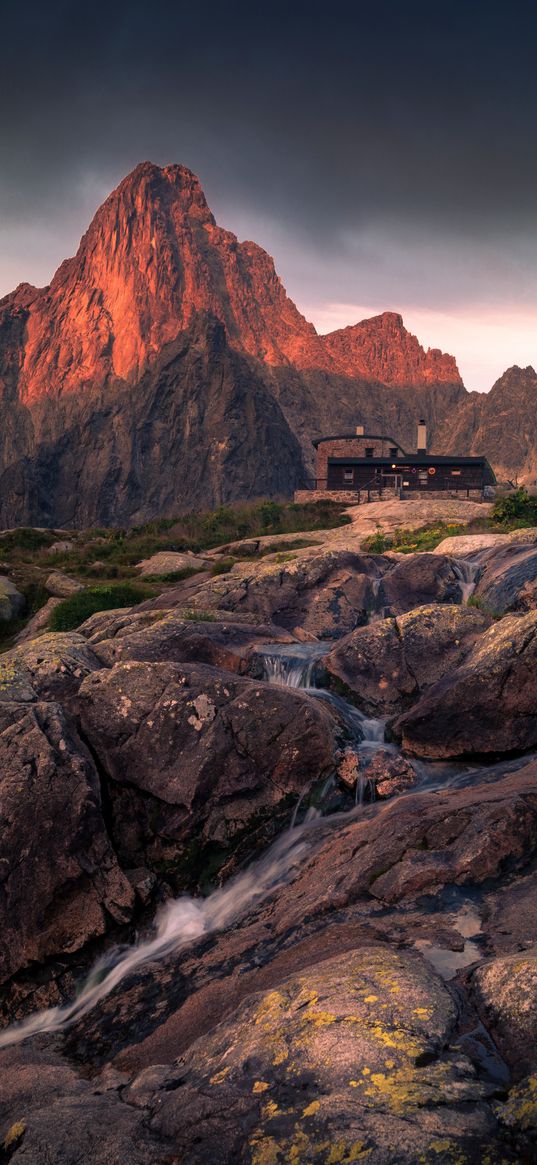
[{"left": 326, "top": 453, "right": 496, "bottom": 483}]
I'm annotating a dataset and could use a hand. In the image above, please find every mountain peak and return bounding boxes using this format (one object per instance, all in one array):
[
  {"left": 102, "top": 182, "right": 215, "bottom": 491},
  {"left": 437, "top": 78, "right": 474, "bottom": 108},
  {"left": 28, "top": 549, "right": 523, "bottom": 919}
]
[
  {"left": 3, "top": 161, "right": 463, "bottom": 404},
  {"left": 112, "top": 161, "right": 213, "bottom": 219},
  {"left": 322, "top": 311, "right": 462, "bottom": 387}
]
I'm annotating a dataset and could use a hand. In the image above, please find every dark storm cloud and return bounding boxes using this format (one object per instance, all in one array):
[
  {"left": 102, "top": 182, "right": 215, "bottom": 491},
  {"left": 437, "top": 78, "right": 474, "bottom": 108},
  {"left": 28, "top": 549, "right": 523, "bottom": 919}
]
[{"left": 3, "top": 0, "right": 537, "bottom": 231}]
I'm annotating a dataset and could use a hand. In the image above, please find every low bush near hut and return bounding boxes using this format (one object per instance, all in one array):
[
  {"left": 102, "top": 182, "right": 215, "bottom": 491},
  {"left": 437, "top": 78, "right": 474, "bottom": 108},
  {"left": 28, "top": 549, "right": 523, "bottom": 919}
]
[{"left": 49, "top": 583, "right": 154, "bottom": 631}]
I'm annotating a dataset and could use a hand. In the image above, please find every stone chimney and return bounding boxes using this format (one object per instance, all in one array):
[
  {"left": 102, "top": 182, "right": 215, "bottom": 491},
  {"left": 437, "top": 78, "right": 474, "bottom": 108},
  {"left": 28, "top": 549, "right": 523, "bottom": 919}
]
[
  {"left": 355, "top": 425, "right": 365, "bottom": 436},
  {"left": 417, "top": 419, "right": 427, "bottom": 453}
]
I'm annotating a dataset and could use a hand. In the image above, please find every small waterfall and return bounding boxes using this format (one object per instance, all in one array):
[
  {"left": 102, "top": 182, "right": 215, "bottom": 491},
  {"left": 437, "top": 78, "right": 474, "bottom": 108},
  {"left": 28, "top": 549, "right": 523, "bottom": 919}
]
[
  {"left": 355, "top": 770, "right": 376, "bottom": 807},
  {"left": 367, "top": 577, "right": 387, "bottom": 623},
  {"left": 289, "top": 784, "right": 309, "bottom": 829},
  {"left": 307, "top": 686, "right": 386, "bottom": 750},
  {"left": 0, "top": 819, "right": 319, "bottom": 1050},
  {"left": 452, "top": 558, "right": 480, "bottom": 604},
  {"left": 259, "top": 643, "right": 328, "bottom": 689}
]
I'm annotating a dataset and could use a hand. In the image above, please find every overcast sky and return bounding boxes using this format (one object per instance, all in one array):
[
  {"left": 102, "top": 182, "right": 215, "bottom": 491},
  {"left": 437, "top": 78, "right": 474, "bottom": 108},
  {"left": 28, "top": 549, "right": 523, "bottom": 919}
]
[{"left": 2, "top": 0, "right": 536, "bottom": 390}]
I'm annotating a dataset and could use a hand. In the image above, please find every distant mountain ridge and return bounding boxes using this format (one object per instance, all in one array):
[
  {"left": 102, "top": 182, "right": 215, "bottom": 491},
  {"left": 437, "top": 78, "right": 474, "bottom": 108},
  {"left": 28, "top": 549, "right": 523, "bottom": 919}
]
[{"left": 0, "top": 161, "right": 534, "bottom": 526}]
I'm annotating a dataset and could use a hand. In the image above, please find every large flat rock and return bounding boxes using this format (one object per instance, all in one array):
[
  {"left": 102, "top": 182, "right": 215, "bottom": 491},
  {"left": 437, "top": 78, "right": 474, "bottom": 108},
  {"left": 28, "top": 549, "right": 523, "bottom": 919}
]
[{"left": 78, "top": 606, "right": 296, "bottom": 671}]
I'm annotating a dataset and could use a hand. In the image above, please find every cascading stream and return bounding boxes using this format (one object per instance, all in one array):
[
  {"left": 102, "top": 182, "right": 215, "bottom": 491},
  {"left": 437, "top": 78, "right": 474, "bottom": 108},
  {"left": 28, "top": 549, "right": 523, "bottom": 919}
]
[
  {"left": 258, "top": 642, "right": 328, "bottom": 688},
  {"left": 0, "top": 816, "right": 321, "bottom": 1050},
  {"left": 259, "top": 641, "right": 389, "bottom": 816},
  {"left": 452, "top": 556, "right": 480, "bottom": 603},
  {"left": 5, "top": 630, "right": 533, "bottom": 1050}
]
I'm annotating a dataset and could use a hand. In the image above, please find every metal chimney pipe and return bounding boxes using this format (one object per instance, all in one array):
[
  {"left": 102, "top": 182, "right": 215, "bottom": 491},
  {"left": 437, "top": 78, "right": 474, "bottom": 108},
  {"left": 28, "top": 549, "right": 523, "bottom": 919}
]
[{"left": 417, "top": 419, "right": 427, "bottom": 453}]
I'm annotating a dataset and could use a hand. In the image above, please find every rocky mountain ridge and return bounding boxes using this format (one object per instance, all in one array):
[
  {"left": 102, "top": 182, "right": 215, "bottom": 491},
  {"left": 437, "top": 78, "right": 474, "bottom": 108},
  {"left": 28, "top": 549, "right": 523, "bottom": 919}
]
[{"left": 0, "top": 161, "right": 535, "bottom": 525}]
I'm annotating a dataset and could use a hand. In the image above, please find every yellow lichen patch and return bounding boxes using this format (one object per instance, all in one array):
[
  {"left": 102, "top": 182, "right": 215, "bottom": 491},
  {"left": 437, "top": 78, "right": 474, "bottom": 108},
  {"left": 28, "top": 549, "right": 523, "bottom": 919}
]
[
  {"left": 250, "top": 1134, "right": 282, "bottom": 1165},
  {"left": 209, "top": 1066, "right": 230, "bottom": 1085},
  {"left": 255, "top": 990, "right": 287, "bottom": 1028},
  {"left": 363, "top": 995, "right": 378, "bottom": 1003},
  {"left": 413, "top": 1007, "right": 433, "bottom": 1019},
  {"left": 301, "top": 1009, "right": 337, "bottom": 1027},
  {"left": 302, "top": 1099, "right": 320, "bottom": 1117},
  {"left": 253, "top": 1080, "right": 271, "bottom": 1094},
  {"left": 349, "top": 1079, "right": 361, "bottom": 1088},
  {"left": 326, "top": 1140, "right": 372, "bottom": 1163},
  {"left": 362, "top": 1067, "right": 371, "bottom": 1076},
  {"left": 272, "top": 1047, "right": 289, "bottom": 1066},
  {"left": 262, "top": 1100, "right": 282, "bottom": 1120},
  {"left": 362, "top": 1065, "right": 457, "bottom": 1116},
  {"left": 3, "top": 1120, "right": 25, "bottom": 1149},
  {"left": 289, "top": 1129, "right": 314, "bottom": 1165},
  {"left": 0, "top": 660, "right": 17, "bottom": 689},
  {"left": 369, "top": 1022, "right": 420, "bottom": 1056},
  {"left": 495, "top": 1073, "right": 537, "bottom": 1131}
]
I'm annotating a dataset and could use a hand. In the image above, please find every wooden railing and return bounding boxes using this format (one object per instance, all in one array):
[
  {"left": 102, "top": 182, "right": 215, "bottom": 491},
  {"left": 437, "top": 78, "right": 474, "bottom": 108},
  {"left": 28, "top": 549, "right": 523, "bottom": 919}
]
[{"left": 302, "top": 474, "right": 485, "bottom": 501}]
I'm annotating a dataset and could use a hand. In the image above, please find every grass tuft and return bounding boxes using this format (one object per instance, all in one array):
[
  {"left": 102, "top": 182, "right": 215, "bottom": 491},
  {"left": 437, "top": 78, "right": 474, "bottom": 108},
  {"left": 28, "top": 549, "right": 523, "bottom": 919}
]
[
  {"left": 209, "top": 557, "right": 237, "bottom": 577},
  {"left": 49, "top": 583, "right": 154, "bottom": 632}
]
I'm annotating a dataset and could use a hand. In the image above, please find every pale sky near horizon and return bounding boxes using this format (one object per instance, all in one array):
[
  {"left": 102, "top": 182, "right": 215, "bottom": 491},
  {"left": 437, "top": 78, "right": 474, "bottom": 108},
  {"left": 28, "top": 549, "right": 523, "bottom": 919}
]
[{"left": 307, "top": 303, "right": 537, "bottom": 393}]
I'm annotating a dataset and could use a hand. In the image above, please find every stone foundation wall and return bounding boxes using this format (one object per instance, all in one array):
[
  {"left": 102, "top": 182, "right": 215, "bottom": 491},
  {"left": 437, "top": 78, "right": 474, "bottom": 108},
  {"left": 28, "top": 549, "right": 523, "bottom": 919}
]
[
  {"left": 294, "top": 489, "right": 362, "bottom": 504},
  {"left": 294, "top": 488, "right": 490, "bottom": 504},
  {"left": 400, "top": 489, "right": 487, "bottom": 501}
]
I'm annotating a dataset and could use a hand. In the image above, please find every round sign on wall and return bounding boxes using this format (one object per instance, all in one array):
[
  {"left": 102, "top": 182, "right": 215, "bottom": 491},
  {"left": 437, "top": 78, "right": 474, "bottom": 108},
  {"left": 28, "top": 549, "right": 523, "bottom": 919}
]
[{"left": 428, "top": 467, "right": 436, "bottom": 475}]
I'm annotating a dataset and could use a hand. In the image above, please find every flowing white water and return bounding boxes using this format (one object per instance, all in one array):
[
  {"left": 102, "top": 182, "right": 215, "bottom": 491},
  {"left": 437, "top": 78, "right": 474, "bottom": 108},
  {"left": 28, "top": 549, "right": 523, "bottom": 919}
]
[
  {"left": 0, "top": 821, "right": 315, "bottom": 1050},
  {"left": 452, "top": 557, "right": 480, "bottom": 604},
  {"left": 6, "top": 622, "right": 515, "bottom": 1050},
  {"left": 306, "top": 686, "right": 386, "bottom": 750},
  {"left": 258, "top": 642, "right": 328, "bottom": 688},
  {"left": 367, "top": 577, "right": 387, "bottom": 623}
]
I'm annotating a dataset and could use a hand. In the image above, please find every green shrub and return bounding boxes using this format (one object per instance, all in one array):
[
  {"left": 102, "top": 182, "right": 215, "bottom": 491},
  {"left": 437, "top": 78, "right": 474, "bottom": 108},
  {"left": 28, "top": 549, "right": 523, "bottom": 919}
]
[
  {"left": 363, "top": 526, "right": 391, "bottom": 553},
  {"left": 273, "top": 551, "right": 297, "bottom": 563},
  {"left": 209, "top": 557, "right": 236, "bottom": 577},
  {"left": 259, "top": 537, "right": 321, "bottom": 557},
  {"left": 181, "top": 608, "right": 217, "bottom": 621},
  {"left": 492, "top": 487, "right": 537, "bottom": 526},
  {"left": 363, "top": 520, "right": 472, "bottom": 555},
  {"left": 49, "top": 583, "right": 154, "bottom": 631},
  {"left": 0, "top": 528, "right": 55, "bottom": 553},
  {"left": 141, "top": 566, "right": 205, "bottom": 584},
  {"left": 0, "top": 499, "right": 350, "bottom": 583}
]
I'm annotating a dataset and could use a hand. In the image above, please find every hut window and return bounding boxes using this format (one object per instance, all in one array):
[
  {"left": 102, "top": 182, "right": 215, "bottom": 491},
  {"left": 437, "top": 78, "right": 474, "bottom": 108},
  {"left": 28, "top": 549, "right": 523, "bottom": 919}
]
[
  {"left": 451, "top": 469, "right": 462, "bottom": 476},
  {"left": 365, "top": 447, "right": 374, "bottom": 457},
  {"left": 389, "top": 447, "right": 398, "bottom": 458},
  {"left": 343, "top": 469, "right": 353, "bottom": 482}
]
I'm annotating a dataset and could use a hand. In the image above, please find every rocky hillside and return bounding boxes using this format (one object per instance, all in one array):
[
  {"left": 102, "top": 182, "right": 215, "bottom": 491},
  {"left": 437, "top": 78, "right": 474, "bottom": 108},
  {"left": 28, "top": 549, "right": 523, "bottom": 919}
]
[
  {"left": 0, "top": 161, "right": 534, "bottom": 525},
  {"left": 441, "top": 364, "right": 537, "bottom": 486},
  {"left": 1, "top": 530, "right": 537, "bottom": 1161}
]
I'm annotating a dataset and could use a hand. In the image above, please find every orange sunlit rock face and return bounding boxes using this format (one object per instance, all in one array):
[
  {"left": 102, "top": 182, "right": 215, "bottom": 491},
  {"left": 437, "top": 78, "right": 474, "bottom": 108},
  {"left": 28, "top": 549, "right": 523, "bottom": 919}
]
[
  {"left": 322, "top": 311, "right": 462, "bottom": 387},
  {"left": 0, "top": 162, "right": 461, "bottom": 404}
]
